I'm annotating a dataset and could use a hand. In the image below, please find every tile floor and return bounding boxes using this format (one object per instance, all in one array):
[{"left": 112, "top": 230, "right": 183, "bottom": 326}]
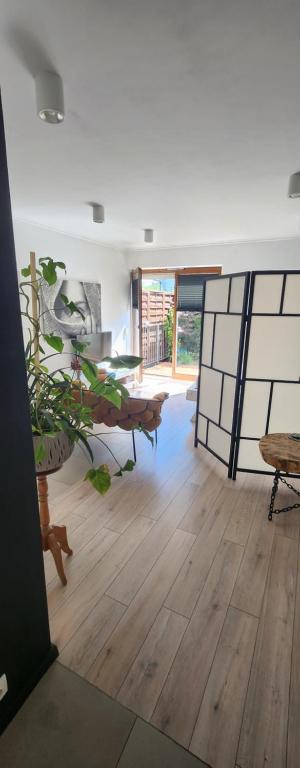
[{"left": 0, "top": 663, "right": 208, "bottom": 768}]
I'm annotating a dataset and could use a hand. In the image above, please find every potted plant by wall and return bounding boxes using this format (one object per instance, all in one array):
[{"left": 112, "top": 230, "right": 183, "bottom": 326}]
[{"left": 20, "top": 255, "right": 142, "bottom": 494}]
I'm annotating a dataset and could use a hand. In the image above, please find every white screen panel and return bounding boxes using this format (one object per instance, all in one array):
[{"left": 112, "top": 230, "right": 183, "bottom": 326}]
[
  {"left": 252, "top": 274, "right": 283, "bottom": 314},
  {"left": 198, "top": 415, "right": 208, "bottom": 444},
  {"left": 199, "top": 367, "right": 222, "bottom": 423},
  {"left": 230, "top": 275, "right": 246, "bottom": 313},
  {"left": 283, "top": 274, "right": 300, "bottom": 314},
  {"left": 213, "top": 315, "right": 242, "bottom": 376},
  {"left": 221, "top": 375, "right": 236, "bottom": 432},
  {"left": 246, "top": 317, "right": 300, "bottom": 381},
  {"left": 205, "top": 278, "right": 229, "bottom": 312},
  {"left": 238, "top": 439, "right": 268, "bottom": 472},
  {"left": 202, "top": 313, "right": 214, "bottom": 366},
  {"left": 269, "top": 383, "right": 300, "bottom": 433},
  {"left": 208, "top": 422, "right": 231, "bottom": 463},
  {"left": 241, "top": 381, "right": 271, "bottom": 438}
]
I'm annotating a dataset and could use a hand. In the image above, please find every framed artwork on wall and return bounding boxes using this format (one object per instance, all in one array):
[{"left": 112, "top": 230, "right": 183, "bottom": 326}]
[{"left": 40, "top": 278, "right": 102, "bottom": 338}]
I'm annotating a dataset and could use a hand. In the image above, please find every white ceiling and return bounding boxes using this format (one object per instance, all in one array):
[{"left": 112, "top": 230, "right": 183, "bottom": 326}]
[{"left": 1, "top": 0, "right": 300, "bottom": 249}]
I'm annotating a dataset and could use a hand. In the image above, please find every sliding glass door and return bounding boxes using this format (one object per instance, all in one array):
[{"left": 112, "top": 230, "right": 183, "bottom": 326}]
[
  {"left": 140, "top": 267, "right": 221, "bottom": 382},
  {"left": 172, "top": 272, "right": 205, "bottom": 380},
  {"left": 175, "top": 310, "right": 202, "bottom": 377}
]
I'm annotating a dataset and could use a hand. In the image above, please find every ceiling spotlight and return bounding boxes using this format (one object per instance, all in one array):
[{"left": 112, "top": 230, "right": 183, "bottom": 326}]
[
  {"left": 144, "top": 228, "right": 154, "bottom": 243},
  {"left": 35, "top": 71, "right": 64, "bottom": 124},
  {"left": 92, "top": 203, "right": 105, "bottom": 223},
  {"left": 288, "top": 171, "right": 300, "bottom": 198}
]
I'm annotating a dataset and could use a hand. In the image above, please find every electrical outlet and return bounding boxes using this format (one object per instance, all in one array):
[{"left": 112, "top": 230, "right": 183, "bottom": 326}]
[{"left": 0, "top": 674, "right": 8, "bottom": 701}]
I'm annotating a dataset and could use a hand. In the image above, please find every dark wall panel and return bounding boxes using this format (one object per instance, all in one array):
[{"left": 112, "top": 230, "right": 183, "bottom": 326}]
[{"left": 0, "top": 93, "right": 56, "bottom": 734}]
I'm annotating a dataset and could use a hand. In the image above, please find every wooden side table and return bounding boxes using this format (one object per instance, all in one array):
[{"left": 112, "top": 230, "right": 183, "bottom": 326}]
[
  {"left": 36, "top": 469, "right": 73, "bottom": 585},
  {"left": 259, "top": 433, "right": 300, "bottom": 521}
]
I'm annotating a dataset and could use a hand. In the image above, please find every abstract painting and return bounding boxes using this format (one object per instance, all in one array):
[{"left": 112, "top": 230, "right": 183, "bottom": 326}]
[{"left": 40, "top": 278, "right": 102, "bottom": 338}]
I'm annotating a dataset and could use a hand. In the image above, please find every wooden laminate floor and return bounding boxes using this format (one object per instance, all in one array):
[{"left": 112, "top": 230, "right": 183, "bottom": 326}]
[{"left": 46, "top": 394, "right": 300, "bottom": 768}]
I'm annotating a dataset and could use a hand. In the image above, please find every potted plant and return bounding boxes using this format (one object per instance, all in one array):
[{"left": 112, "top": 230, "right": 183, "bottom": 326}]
[{"left": 20, "top": 256, "right": 142, "bottom": 494}]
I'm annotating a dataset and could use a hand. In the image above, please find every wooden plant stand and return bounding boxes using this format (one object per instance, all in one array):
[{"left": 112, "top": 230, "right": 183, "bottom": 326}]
[{"left": 37, "top": 471, "right": 73, "bottom": 585}]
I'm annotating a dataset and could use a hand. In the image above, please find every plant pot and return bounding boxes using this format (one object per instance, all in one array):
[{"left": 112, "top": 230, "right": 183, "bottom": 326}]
[{"left": 33, "top": 432, "right": 74, "bottom": 474}]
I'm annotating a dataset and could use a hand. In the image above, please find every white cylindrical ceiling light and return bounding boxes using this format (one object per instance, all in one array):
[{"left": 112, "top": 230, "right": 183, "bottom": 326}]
[
  {"left": 35, "top": 71, "right": 64, "bottom": 124},
  {"left": 144, "top": 228, "right": 154, "bottom": 243},
  {"left": 92, "top": 203, "right": 105, "bottom": 223},
  {"left": 288, "top": 171, "right": 300, "bottom": 198}
]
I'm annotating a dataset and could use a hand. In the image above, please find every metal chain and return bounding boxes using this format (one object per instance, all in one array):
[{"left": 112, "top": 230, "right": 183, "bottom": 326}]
[
  {"left": 272, "top": 474, "right": 300, "bottom": 515},
  {"left": 278, "top": 474, "right": 300, "bottom": 498}
]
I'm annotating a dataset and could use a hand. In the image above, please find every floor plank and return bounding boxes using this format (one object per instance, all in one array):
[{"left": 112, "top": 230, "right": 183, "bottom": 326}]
[
  {"left": 50, "top": 515, "right": 154, "bottom": 649},
  {"left": 273, "top": 486, "right": 300, "bottom": 541},
  {"left": 47, "top": 528, "right": 119, "bottom": 616},
  {"left": 230, "top": 504, "right": 275, "bottom": 618},
  {"left": 237, "top": 534, "right": 298, "bottom": 768},
  {"left": 287, "top": 565, "right": 300, "bottom": 768},
  {"left": 86, "top": 529, "right": 195, "bottom": 697},
  {"left": 59, "top": 595, "right": 126, "bottom": 677},
  {"left": 44, "top": 395, "right": 299, "bottom": 767},
  {"left": 190, "top": 607, "right": 258, "bottom": 768},
  {"left": 138, "top": 461, "right": 196, "bottom": 521},
  {"left": 118, "top": 607, "right": 188, "bottom": 720},
  {"left": 107, "top": 481, "right": 199, "bottom": 605},
  {"left": 165, "top": 495, "right": 230, "bottom": 618},
  {"left": 51, "top": 478, "right": 98, "bottom": 519},
  {"left": 223, "top": 475, "right": 266, "bottom": 546},
  {"left": 179, "top": 471, "right": 225, "bottom": 535},
  {"left": 152, "top": 539, "right": 244, "bottom": 747}
]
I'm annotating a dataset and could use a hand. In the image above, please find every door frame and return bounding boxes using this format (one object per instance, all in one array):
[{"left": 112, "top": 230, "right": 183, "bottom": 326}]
[
  {"left": 141, "top": 266, "right": 222, "bottom": 381},
  {"left": 130, "top": 267, "right": 143, "bottom": 382}
]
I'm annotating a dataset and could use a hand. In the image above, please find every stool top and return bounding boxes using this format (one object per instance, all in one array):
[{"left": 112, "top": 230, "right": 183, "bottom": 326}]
[{"left": 259, "top": 433, "right": 300, "bottom": 474}]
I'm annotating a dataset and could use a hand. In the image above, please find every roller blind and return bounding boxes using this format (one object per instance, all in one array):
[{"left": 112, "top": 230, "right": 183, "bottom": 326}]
[
  {"left": 132, "top": 278, "right": 139, "bottom": 308},
  {"left": 177, "top": 274, "right": 205, "bottom": 312}
]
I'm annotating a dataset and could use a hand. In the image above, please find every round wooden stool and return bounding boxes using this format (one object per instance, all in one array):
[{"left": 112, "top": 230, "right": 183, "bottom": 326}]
[{"left": 259, "top": 433, "right": 300, "bottom": 521}]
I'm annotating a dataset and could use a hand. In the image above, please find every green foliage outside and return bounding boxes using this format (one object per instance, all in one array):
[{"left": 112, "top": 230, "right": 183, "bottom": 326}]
[
  {"left": 177, "top": 312, "right": 201, "bottom": 365},
  {"left": 164, "top": 307, "right": 174, "bottom": 361},
  {"left": 164, "top": 308, "right": 201, "bottom": 366}
]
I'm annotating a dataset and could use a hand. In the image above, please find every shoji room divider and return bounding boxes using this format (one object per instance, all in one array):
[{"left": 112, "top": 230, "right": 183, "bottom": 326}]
[{"left": 195, "top": 270, "right": 300, "bottom": 479}]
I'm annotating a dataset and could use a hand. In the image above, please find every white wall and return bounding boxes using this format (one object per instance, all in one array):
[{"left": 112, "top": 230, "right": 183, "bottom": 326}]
[
  {"left": 13, "top": 220, "right": 130, "bottom": 355},
  {"left": 126, "top": 237, "right": 300, "bottom": 273}
]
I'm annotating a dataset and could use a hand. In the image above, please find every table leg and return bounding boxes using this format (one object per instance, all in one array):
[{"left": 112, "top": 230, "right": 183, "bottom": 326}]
[
  {"left": 37, "top": 475, "right": 73, "bottom": 586},
  {"left": 132, "top": 430, "right": 137, "bottom": 462},
  {"left": 268, "top": 469, "right": 280, "bottom": 521}
]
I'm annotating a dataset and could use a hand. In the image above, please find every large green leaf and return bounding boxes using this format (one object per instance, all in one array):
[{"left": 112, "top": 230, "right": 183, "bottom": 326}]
[
  {"left": 71, "top": 339, "right": 90, "bottom": 354},
  {"left": 122, "top": 459, "right": 135, "bottom": 472},
  {"left": 86, "top": 376, "right": 122, "bottom": 407},
  {"left": 102, "top": 355, "right": 143, "bottom": 369},
  {"left": 99, "top": 384, "right": 121, "bottom": 408},
  {"left": 39, "top": 257, "right": 66, "bottom": 268},
  {"left": 115, "top": 381, "right": 129, "bottom": 400},
  {"left": 41, "top": 261, "right": 57, "bottom": 285},
  {"left": 85, "top": 465, "right": 111, "bottom": 495},
  {"left": 21, "top": 265, "right": 31, "bottom": 277},
  {"left": 80, "top": 359, "right": 99, "bottom": 384},
  {"left": 39, "top": 257, "right": 66, "bottom": 284},
  {"left": 114, "top": 458, "right": 135, "bottom": 477},
  {"left": 43, "top": 334, "right": 64, "bottom": 353},
  {"left": 74, "top": 429, "right": 94, "bottom": 462},
  {"left": 60, "top": 294, "right": 85, "bottom": 319},
  {"left": 54, "top": 261, "right": 66, "bottom": 270}
]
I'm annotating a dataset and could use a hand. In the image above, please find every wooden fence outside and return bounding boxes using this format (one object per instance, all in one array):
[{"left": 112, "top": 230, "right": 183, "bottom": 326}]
[
  {"left": 142, "top": 323, "right": 168, "bottom": 367},
  {"left": 142, "top": 291, "right": 174, "bottom": 324}
]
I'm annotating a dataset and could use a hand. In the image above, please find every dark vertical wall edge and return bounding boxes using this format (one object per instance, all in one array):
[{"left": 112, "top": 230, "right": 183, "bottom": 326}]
[{"left": 0, "top": 91, "right": 57, "bottom": 735}]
